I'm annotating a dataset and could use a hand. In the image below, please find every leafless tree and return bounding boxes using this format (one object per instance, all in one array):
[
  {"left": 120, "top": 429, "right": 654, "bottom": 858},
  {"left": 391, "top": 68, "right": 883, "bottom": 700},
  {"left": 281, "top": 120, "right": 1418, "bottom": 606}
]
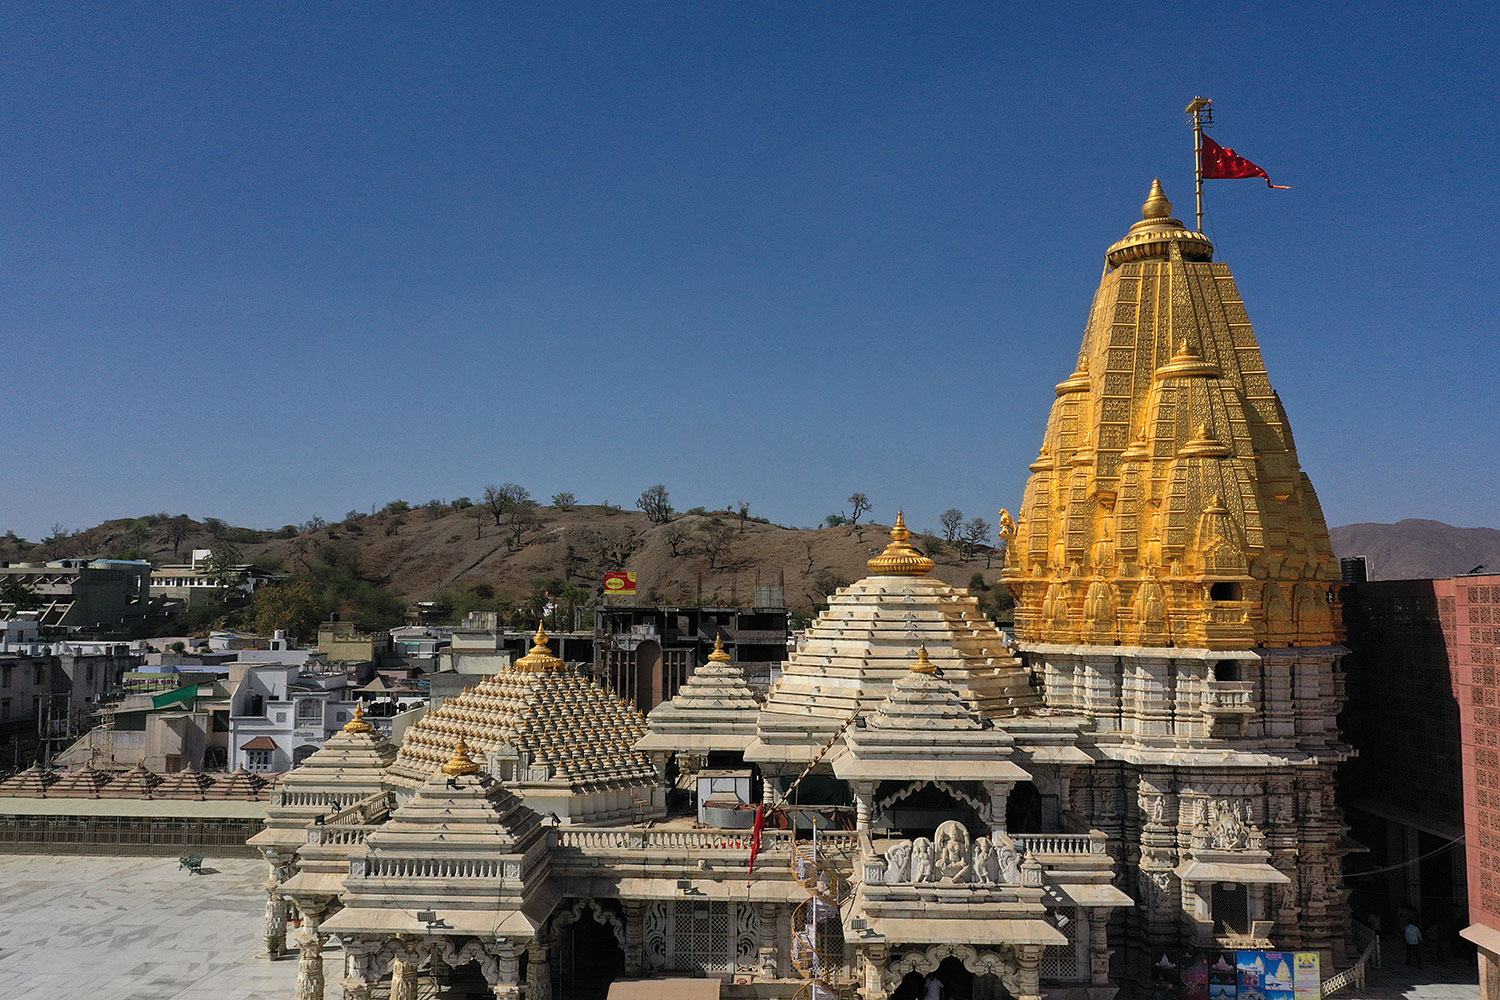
[
  {"left": 940, "top": 508, "right": 964, "bottom": 543},
  {"left": 164, "top": 515, "right": 192, "bottom": 556},
  {"left": 637, "top": 485, "right": 674, "bottom": 524},
  {"left": 665, "top": 523, "right": 690, "bottom": 557},
  {"left": 483, "top": 483, "right": 530, "bottom": 526},
  {"left": 847, "top": 492, "right": 871, "bottom": 526},
  {"left": 699, "top": 517, "right": 735, "bottom": 570}
]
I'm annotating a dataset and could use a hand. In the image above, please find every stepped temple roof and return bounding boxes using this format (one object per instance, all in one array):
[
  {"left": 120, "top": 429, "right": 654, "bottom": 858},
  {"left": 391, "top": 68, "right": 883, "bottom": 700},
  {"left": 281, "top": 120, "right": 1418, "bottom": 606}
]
[
  {"left": 154, "top": 769, "right": 217, "bottom": 800},
  {"left": 388, "top": 625, "right": 657, "bottom": 793},
  {"left": 49, "top": 765, "right": 112, "bottom": 799},
  {"left": 1003, "top": 180, "right": 1341, "bottom": 651},
  {"left": 748, "top": 516, "right": 1041, "bottom": 764},
  {"left": 838, "top": 647, "right": 1029, "bottom": 783},
  {"left": 324, "top": 741, "right": 555, "bottom": 939},
  {"left": 638, "top": 633, "right": 761, "bottom": 755},
  {"left": 100, "top": 764, "right": 162, "bottom": 799}
]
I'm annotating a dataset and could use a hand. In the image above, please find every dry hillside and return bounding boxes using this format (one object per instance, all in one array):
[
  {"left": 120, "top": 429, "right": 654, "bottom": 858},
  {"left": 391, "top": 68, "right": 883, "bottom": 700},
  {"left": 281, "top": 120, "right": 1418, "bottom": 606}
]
[
  {"left": 7, "top": 505, "right": 1010, "bottom": 613},
  {"left": 1331, "top": 520, "right": 1500, "bottom": 581}
]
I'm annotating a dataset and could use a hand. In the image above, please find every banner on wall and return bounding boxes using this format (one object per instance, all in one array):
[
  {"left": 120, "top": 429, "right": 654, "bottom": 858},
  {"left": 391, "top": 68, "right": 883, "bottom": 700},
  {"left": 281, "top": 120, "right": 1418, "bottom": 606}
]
[{"left": 1293, "top": 953, "right": 1322, "bottom": 1000}]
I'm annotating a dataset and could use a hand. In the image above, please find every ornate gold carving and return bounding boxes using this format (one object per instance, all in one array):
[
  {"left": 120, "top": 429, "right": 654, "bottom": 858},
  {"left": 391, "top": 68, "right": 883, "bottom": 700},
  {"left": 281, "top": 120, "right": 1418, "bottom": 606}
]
[
  {"left": 1005, "top": 180, "right": 1342, "bottom": 650},
  {"left": 342, "top": 702, "right": 374, "bottom": 734},
  {"left": 441, "top": 737, "right": 480, "bottom": 776},
  {"left": 866, "top": 512, "right": 935, "bottom": 577},
  {"left": 514, "top": 623, "right": 565, "bottom": 672}
]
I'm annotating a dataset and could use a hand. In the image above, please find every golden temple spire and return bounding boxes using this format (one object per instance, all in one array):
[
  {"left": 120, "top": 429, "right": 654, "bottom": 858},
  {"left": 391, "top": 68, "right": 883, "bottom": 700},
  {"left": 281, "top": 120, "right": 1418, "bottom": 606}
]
[
  {"left": 514, "top": 622, "right": 565, "bottom": 672},
  {"left": 1143, "top": 178, "right": 1172, "bottom": 221},
  {"left": 441, "top": 737, "right": 481, "bottom": 776},
  {"left": 343, "top": 702, "right": 373, "bottom": 734},
  {"left": 909, "top": 644, "right": 936, "bottom": 675},
  {"left": 708, "top": 633, "right": 731, "bottom": 663},
  {"left": 866, "top": 511, "right": 936, "bottom": 577}
]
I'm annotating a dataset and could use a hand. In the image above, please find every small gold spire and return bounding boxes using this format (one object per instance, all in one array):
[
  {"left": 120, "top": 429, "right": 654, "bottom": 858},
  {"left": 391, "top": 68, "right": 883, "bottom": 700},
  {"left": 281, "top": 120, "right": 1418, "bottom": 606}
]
[
  {"left": 441, "top": 737, "right": 481, "bottom": 776},
  {"left": 1142, "top": 178, "right": 1172, "bottom": 221},
  {"left": 514, "top": 622, "right": 565, "bottom": 672},
  {"left": 342, "top": 702, "right": 373, "bottom": 734},
  {"left": 910, "top": 644, "right": 936, "bottom": 675},
  {"left": 866, "top": 512, "right": 936, "bottom": 577},
  {"left": 708, "top": 633, "right": 731, "bottom": 663}
]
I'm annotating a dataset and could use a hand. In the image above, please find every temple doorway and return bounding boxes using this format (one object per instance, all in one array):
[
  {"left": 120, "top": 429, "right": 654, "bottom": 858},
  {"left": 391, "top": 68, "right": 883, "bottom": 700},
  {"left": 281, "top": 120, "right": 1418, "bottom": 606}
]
[
  {"left": 1007, "top": 781, "right": 1044, "bottom": 833},
  {"left": 554, "top": 906, "right": 626, "bottom": 1000},
  {"left": 891, "top": 957, "right": 980, "bottom": 999}
]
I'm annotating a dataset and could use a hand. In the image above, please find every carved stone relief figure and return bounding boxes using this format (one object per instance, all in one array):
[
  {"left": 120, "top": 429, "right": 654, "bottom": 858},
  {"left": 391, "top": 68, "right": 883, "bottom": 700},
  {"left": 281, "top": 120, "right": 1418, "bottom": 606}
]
[
  {"left": 884, "top": 840, "right": 912, "bottom": 883},
  {"left": 910, "top": 838, "right": 936, "bottom": 883},
  {"left": 1209, "top": 799, "right": 1250, "bottom": 851},
  {"left": 972, "top": 837, "right": 1000, "bottom": 884},
  {"left": 997, "top": 844, "right": 1023, "bottom": 885},
  {"left": 1084, "top": 577, "right": 1115, "bottom": 631},
  {"left": 934, "top": 820, "right": 973, "bottom": 883}
]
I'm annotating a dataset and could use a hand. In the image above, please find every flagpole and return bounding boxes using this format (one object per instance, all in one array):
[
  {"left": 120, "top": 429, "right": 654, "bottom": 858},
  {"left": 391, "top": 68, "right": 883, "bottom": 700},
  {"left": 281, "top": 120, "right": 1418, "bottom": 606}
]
[{"left": 1185, "top": 97, "right": 1212, "bottom": 232}]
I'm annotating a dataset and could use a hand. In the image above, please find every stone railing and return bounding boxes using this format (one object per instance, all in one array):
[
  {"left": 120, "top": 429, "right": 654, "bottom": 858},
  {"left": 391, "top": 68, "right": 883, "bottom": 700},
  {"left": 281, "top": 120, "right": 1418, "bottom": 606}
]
[
  {"left": 306, "top": 823, "right": 380, "bottom": 847},
  {"left": 556, "top": 827, "right": 857, "bottom": 856},
  {"left": 323, "top": 791, "right": 393, "bottom": 827},
  {"left": 270, "top": 790, "right": 369, "bottom": 810},
  {"left": 1202, "top": 679, "right": 1256, "bottom": 714},
  {"left": 1013, "top": 831, "right": 1108, "bottom": 856},
  {"left": 352, "top": 856, "right": 511, "bottom": 880}
]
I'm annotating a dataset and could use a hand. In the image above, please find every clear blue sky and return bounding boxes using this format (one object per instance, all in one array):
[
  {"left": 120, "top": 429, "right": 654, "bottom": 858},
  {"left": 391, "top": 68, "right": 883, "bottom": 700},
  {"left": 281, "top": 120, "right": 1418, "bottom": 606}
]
[{"left": 3, "top": 3, "right": 1497, "bottom": 542}]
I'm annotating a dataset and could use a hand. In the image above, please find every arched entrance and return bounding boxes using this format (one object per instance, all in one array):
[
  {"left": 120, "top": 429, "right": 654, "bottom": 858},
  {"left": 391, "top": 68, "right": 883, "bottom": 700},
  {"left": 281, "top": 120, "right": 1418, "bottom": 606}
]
[
  {"left": 892, "top": 956, "right": 979, "bottom": 1000},
  {"left": 876, "top": 780, "right": 986, "bottom": 839},
  {"left": 553, "top": 900, "right": 626, "bottom": 1000}
]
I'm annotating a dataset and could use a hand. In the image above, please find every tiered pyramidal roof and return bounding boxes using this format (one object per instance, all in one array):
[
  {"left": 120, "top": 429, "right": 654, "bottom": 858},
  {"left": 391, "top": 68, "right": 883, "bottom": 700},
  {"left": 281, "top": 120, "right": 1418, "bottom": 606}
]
[
  {"left": 1003, "top": 180, "right": 1341, "bottom": 651},
  {"left": 638, "top": 633, "right": 760, "bottom": 755},
  {"left": 750, "top": 514, "right": 1039, "bottom": 764},
  {"left": 388, "top": 625, "right": 657, "bottom": 791}
]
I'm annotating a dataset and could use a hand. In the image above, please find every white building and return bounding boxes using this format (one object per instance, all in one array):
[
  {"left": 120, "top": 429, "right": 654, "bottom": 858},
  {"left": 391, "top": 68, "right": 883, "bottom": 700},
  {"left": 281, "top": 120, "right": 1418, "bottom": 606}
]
[{"left": 228, "top": 664, "right": 383, "bottom": 772}]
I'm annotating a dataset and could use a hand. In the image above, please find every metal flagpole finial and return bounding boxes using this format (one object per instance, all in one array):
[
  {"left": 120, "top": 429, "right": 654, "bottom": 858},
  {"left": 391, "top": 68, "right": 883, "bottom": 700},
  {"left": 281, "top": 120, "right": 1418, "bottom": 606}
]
[{"left": 1185, "top": 97, "right": 1214, "bottom": 233}]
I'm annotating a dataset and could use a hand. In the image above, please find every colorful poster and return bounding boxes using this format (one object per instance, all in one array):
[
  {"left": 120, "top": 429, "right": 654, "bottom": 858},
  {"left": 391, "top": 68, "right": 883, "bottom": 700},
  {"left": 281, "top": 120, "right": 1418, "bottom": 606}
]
[
  {"left": 1209, "top": 951, "right": 1238, "bottom": 1000},
  {"left": 603, "top": 571, "right": 637, "bottom": 596},
  {"left": 1293, "top": 952, "right": 1322, "bottom": 1000},
  {"left": 1181, "top": 951, "right": 1211, "bottom": 1000},
  {"left": 1153, "top": 952, "right": 1180, "bottom": 1000},
  {"left": 1237, "top": 951, "right": 1267, "bottom": 1000},
  {"left": 1263, "top": 951, "right": 1294, "bottom": 1000}
]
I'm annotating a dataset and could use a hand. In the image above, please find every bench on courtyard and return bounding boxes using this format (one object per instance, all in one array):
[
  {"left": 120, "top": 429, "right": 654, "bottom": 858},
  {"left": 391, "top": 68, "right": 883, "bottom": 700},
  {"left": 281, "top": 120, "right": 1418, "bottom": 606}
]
[{"left": 178, "top": 854, "right": 205, "bottom": 874}]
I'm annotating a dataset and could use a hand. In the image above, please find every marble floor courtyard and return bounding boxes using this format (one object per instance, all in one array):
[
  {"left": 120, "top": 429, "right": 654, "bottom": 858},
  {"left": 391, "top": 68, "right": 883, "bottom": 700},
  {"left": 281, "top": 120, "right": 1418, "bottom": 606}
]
[{"left": 0, "top": 854, "right": 329, "bottom": 1000}]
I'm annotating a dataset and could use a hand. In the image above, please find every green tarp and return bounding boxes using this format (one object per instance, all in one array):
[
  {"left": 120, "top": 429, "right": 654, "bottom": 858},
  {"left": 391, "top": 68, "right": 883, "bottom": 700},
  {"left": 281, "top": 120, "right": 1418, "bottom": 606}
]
[{"left": 151, "top": 684, "right": 200, "bottom": 710}]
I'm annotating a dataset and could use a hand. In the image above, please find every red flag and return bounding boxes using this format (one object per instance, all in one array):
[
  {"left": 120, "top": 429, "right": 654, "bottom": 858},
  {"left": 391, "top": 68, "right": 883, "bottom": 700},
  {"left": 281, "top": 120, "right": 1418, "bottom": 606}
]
[
  {"left": 747, "top": 804, "right": 767, "bottom": 875},
  {"left": 1200, "top": 133, "right": 1290, "bottom": 189}
]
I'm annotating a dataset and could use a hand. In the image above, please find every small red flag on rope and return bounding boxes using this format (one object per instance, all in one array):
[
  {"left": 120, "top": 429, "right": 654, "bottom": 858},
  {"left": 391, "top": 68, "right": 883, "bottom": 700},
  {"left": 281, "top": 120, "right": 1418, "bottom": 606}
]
[
  {"left": 747, "top": 804, "right": 767, "bottom": 875},
  {"left": 1200, "top": 133, "right": 1291, "bottom": 189}
]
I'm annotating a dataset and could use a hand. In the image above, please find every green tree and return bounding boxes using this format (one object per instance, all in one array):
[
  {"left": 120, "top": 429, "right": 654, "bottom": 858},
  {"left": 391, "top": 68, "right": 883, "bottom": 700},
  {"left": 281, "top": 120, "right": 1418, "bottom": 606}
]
[
  {"left": 0, "top": 576, "right": 41, "bottom": 611},
  {"left": 252, "top": 581, "right": 323, "bottom": 642},
  {"left": 205, "top": 542, "right": 247, "bottom": 598},
  {"left": 551, "top": 491, "right": 576, "bottom": 510}
]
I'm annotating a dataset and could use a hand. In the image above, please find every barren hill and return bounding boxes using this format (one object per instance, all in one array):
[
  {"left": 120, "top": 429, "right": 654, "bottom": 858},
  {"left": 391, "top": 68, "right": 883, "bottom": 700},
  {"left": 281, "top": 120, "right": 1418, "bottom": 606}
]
[
  {"left": 1330, "top": 519, "right": 1500, "bottom": 581},
  {"left": 7, "top": 506, "right": 1008, "bottom": 614}
]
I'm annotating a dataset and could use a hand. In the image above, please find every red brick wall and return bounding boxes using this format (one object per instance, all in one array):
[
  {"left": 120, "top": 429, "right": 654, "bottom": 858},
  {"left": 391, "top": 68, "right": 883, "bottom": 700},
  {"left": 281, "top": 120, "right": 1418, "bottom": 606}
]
[{"left": 1447, "top": 575, "right": 1500, "bottom": 935}]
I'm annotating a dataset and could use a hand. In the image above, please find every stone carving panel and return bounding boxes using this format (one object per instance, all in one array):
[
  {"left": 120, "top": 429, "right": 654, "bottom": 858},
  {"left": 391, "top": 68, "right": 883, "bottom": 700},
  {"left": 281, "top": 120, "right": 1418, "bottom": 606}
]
[{"left": 879, "top": 829, "right": 1022, "bottom": 886}]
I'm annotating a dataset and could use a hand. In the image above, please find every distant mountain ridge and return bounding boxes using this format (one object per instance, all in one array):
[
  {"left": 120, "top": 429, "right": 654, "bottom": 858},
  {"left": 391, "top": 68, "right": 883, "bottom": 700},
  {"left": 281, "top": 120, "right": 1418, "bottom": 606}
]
[{"left": 1330, "top": 519, "right": 1500, "bottom": 581}]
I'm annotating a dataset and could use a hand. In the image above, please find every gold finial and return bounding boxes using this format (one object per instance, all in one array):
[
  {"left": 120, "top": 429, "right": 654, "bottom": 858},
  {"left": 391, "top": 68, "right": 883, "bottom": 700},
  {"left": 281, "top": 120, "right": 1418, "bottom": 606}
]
[
  {"left": 343, "top": 702, "right": 373, "bottom": 734},
  {"left": 1142, "top": 178, "right": 1172, "bottom": 221},
  {"left": 514, "top": 622, "right": 565, "bottom": 672},
  {"left": 866, "top": 511, "right": 936, "bottom": 577},
  {"left": 708, "top": 633, "right": 731, "bottom": 663},
  {"left": 441, "top": 737, "right": 481, "bottom": 776},
  {"left": 910, "top": 644, "right": 937, "bottom": 674}
]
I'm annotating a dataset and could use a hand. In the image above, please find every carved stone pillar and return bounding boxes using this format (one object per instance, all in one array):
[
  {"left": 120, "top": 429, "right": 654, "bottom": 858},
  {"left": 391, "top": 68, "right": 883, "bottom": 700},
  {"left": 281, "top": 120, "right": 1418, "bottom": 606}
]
[
  {"left": 756, "top": 902, "right": 779, "bottom": 978},
  {"left": 294, "top": 905, "right": 327, "bottom": 1000},
  {"left": 985, "top": 781, "right": 1012, "bottom": 837},
  {"left": 1088, "top": 908, "right": 1113, "bottom": 986},
  {"left": 389, "top": 957, "right": 416, "bottom": 1000},
  {"left": 339, "top": 941, "right": 375, "bottom": 1000},
  {"left": 1015, "top": 943, "right": 1043, "bottom": 1000},
  {"left": 852, "top": 781, "right": 874, "bottom": 833},
  {"left": 525, "top": 942, "right": 552, "bottom": 1000},
  {"left": 622, "top": 901, "right": 646, "bottom": 976},
  {"left": 860, "top": 942, "right": 888, "bottom": 999},
  {"left": 263, "top": 852, "right": 293, "bottom": 956},
  {"left": 483, "top": 941, "right": 523, "bottom": 1000}
]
